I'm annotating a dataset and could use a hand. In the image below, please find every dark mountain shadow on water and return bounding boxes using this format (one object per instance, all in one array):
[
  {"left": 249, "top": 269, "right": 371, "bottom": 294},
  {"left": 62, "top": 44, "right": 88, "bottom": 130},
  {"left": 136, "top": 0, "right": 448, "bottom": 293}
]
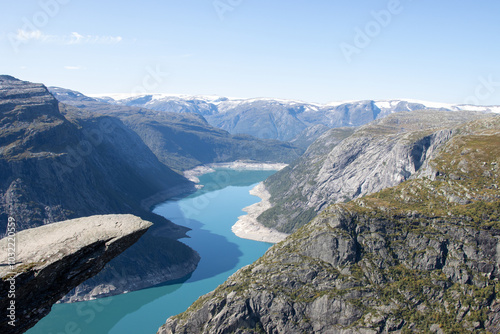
[
  {"left": 30, "top": 273, "right": 192, "bottom": 334},
  {"left": 154, "top": 200, "right": 244, "bottom": 283},
  {"left": 31, "top": 218, "right": 243, "bottom": 334},
  {"left": 31, "top": 171, "right": 271, "bottom": 334},
  {"left": 71, "top": 215, "right": 245, "bottom": 334},
  {"left": 181, "top": 217, "right": 243, "bottom": 282}
]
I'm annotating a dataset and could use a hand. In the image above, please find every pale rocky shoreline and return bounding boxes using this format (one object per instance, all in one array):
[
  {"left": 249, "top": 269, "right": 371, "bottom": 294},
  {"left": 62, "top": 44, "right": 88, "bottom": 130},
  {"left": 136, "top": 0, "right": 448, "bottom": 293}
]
[
  {"left": 183, "top": 161, "right": 289, "bottom": 243},
  {"left": 183, "top": 161, "right": 288, "bottom": 184},
  {"left": 232, "top": 182, "right": 289, "bottom": 243}
]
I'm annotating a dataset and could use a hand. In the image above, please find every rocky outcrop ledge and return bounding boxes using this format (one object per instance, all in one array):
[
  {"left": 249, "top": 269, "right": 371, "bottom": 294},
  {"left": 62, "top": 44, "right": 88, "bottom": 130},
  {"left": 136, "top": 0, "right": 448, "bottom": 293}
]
[{"left": 0, "top": 214, "right": 152, "bottom": 334}]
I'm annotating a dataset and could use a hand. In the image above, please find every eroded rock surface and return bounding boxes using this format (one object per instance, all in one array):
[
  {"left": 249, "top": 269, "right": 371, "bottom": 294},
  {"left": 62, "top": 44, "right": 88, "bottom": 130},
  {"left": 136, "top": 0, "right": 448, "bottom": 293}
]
[
  {"left": 259, "top": 111, "right": 490, "bottom": 233},
  {"left": 159, "top": 116, "right": 500, "bottom": 334},
  {"left": 0, "top": 214, "right": 152, "bottom": 334}
]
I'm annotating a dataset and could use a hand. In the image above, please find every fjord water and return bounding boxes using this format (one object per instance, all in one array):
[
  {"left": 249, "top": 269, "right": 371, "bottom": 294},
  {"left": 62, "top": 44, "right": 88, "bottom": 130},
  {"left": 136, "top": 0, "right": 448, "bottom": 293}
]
[{"left": 28, "top": 169, "right": 275, "bottom": 334}]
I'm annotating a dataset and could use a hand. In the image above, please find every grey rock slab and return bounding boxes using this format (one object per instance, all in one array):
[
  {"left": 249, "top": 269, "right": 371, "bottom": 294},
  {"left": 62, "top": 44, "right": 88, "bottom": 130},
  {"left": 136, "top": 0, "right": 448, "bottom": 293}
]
[{"left": 0, "top": 214, "right": 152, "bottom": 334}]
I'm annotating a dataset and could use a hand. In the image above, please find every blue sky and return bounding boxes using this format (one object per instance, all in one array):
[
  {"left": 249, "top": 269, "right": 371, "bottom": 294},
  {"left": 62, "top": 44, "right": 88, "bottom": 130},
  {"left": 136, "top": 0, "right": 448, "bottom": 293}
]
[{"left": 1, "top": 0, "right": 500, "bottom": 105}]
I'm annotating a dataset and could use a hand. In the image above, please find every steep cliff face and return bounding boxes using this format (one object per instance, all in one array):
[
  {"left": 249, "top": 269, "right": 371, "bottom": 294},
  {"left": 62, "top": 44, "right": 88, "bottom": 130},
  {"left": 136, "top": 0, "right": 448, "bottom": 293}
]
[
  {"left": 0, "top": 76, "right": 192, "bottom": 232},
  {"left": 49, "top": 87, "right": 303, "bottom": 171},
  {"left": 95, "top": 93, "right": 500, "bottom": 141},
  {"left": 259, "top": 111, "right": 490, "bottom": 233},
  {"left": 0, "top": 76, "right": 200, "bottom": 301},
  {"left": 159, "top": 115, "right": 500, "bottom": 334},
  {"left": 0, "top": 214, "right": 152, "bottom": 334},
  {"left": 289, "top": 124, "right": 343, "bottom": 150}
]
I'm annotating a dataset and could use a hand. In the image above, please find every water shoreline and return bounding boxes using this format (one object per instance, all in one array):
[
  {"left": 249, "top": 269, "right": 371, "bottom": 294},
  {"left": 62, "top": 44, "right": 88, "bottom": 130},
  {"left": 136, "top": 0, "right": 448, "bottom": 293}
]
[
  {"left": 183, "top": 161, "right": 288, "bottom": 184},
  {"left": 232, "top": 182, "right": 289, "bottom": 244},
  {"left": 183, "top": 161, "right": 289, "bottom": 244}
]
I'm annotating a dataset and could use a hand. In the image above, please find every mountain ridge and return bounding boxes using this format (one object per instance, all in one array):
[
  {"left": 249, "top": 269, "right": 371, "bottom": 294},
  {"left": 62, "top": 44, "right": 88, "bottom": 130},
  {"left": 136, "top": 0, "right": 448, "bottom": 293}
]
[
  {"left": 257, "top": 110, "right": 492, "bottom": 234},
  {"left": 0, "top": 76, "right": 200, "bottom": 303},
  {"left": 158, "top": 114, "right": 500, "bottom": 334},
  {"left": 49, "top": 87, "right": 303, "bottom": 171},
  {"left": 0, "top": 76, "right": 192, "bottom": 232},
  {"left": 89, "top": 92, "right": 500, "bottom": 113},
  {"left": 87, "top": 92, "right": 500, "bottom": 141}
]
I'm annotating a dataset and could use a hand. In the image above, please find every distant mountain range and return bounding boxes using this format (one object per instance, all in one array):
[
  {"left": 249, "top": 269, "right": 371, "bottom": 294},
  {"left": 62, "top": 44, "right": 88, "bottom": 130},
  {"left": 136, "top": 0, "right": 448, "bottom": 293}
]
[
  {"left": 88, "top": 93, "right": 500, "bottom": 142},
  {"left": 50, "top": 88, "right": 303, "bottom": 171}
]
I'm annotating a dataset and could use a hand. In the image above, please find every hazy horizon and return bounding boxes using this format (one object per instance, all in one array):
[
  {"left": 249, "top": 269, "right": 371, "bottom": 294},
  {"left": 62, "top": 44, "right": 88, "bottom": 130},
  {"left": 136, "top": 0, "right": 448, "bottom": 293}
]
[{"left": 1, "top": 1, "right": 499, "bottom": 105}]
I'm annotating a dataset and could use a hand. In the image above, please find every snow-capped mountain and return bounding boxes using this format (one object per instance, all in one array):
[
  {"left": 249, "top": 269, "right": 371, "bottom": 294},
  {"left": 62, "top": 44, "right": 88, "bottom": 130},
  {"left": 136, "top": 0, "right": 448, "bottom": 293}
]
[
  {"left": 88, "top": 93, "right": 500, "bottom": 142},
  {"left": 373, "top": 99, "right": 500, "bottom": 114}
]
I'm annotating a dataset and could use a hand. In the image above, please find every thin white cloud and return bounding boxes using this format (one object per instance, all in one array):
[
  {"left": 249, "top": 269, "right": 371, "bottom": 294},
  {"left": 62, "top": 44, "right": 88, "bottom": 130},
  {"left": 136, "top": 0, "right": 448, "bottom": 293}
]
[
  {"left": 13, "top": 29, "right": 123, "bottom": 45},
  {"left": 66, "top": 32, "right": 123, "bottom": 45},
  {"left": 15, "top": 29, "right": 47, "bottom": 42},
  {"left": 64, "top": 65, "right": 83, "bottom": 70}
]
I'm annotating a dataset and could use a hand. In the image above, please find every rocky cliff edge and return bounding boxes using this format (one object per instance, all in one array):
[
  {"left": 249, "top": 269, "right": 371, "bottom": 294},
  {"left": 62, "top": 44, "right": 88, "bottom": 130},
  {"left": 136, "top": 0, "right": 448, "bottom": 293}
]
[{"left": 0, "top": 214, "right": 152, "bottom": 334}]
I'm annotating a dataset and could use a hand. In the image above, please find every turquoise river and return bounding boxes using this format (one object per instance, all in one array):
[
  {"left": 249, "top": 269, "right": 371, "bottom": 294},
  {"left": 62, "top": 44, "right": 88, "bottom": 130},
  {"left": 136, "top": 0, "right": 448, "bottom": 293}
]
[{"left": 28, "top": 169, "right": 276, "bottom": 334}]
